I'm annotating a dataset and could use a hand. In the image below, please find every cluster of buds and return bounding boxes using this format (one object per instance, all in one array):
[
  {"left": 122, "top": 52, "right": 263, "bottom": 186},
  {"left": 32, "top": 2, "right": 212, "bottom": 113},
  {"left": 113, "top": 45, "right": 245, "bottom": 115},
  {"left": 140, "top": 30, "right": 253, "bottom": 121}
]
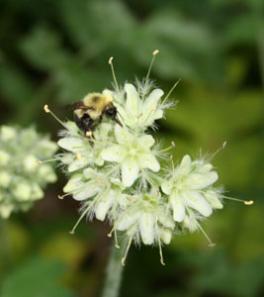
[
  {"left": 46, "top": 51, "right": 253, "bottom": 265},
  {"left": 0, "top": 126, "right": 57, "bottom": 218}
]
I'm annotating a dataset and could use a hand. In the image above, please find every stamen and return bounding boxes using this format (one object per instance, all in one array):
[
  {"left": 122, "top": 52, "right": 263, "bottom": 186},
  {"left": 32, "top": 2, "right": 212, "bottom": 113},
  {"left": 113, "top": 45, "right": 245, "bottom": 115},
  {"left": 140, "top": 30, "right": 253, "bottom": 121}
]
[
  {"left": 158, "top": 237, "right": 165, "bottom": 266},
  {"left": 222, "top": 196, "right": 254, "bottom": 205},
  {"left": 107, "top": 226, "right": 115, "bottom": 238},
  {"left": 196, "top": 222, "right": 215, "bottom": 247},
  {"left": 69, "top": 204, "right": 92, "bottom": 234},
  {"left": 170, "top": 155, "right": 175, "bottom": 175},
  {"left": 160, "top": 142, "right": 176, "bottom": 154},
  {"left": 114, "top": 230, "right": 120, "bottom": 249},
  {"left": 208, "top": 141, "right": 227, "bottom": 161},
  {"left": 121, "top": 236, "right": 133, "bottom": 266},
  {"left": 43, "top": 105, "right": 69, "bottom": 130},
  {"left": 108, "top": 56, "right": 119, "bottom": 90},
  {"left": 76, "top": 153, "right": 82, "bottom": 160},
  {"left": 145, "top": 49, "right": 159, "bottom": 82},
  {"left": 38, "top": 157, "right": 59, "bottom": 164},
  {"left": 58, "top": 193, "right": 71, "bottom": 199},
  {"left": 163, "top": 79, "right": 181, "bottom": 103}
]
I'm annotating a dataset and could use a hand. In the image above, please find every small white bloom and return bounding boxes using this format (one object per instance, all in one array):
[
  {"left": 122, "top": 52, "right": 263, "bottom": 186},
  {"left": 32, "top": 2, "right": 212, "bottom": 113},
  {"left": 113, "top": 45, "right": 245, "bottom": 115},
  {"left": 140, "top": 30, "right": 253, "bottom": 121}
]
[
  {"left": 161, "top": 155, "right": 221, "bottom": 225},
  {"left": 23, "top": 155, "right": 39, "bottom": 172},
  {"left": 0, "top": 125, "right": 57, "bottom": 218},
  {"left": 101, "top": 125, "right": 160, "bottom": 187},
  {"left": 0, "top": 172, "right": 11, "bottom": 188},
  {"left": 0, "top": 126, "right": 16, "bottom": 141},
  {"left": 0, "top": 203, "right": 14, "bottom": 219},
  {"left": 13, "top": 182, "right": 32, "bottom": 201},
  {"left": 0, "top": 150, "right": 10, "bottom": 166},
  {"left": 115, "top": 83, "right": 165, "bottom": 130},
  {"left": 116, "top": 190, "right": 174, "bottom": 245}
]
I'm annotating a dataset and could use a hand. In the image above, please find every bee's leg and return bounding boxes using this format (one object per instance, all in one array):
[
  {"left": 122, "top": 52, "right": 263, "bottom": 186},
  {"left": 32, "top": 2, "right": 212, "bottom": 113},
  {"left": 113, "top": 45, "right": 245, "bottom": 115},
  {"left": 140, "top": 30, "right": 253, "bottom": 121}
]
[{"left": 114, "top": 116, "right": 123, "bottom": 127}]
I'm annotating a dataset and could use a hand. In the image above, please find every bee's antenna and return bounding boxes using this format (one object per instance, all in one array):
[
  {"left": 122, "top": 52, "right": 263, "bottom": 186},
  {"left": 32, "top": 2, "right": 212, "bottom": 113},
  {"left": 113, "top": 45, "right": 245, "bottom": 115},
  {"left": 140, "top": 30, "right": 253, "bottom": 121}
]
[
  {"left": 145, "top": 49, "right": 159, "bottom": 82},
  {"left": 108, "top": 57, "right": 119, "bottom": 90},
  {"left": 43, "top": 105, "right": 69, "bottom": 130},
  {"left": 162, "top": 79, "right": 181, "bottom": 104}
]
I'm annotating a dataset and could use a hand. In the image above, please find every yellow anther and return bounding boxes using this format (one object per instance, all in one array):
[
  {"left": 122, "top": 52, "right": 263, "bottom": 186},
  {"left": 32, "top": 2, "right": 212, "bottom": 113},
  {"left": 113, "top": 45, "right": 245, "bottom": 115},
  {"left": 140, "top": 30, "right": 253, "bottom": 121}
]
[{"left": 44, "top": 104, "right": 50, "bottom": 113}]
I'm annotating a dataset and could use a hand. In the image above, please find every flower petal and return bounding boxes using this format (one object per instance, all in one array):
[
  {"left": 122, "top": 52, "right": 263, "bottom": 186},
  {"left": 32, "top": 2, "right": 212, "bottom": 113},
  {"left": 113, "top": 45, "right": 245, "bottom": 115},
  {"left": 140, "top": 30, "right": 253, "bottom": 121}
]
[
  {"left": 121, "top": 161, "right": 139, "bottom": 187},
  {"left": 101, "top": 144, "right": 124, "bottom": 162},
  {"left": 73, "top": 186, "right": 99, "bottom": 201},
  {"left": 58, "top": 137, "right": 84, "bottom": 152},
  {"left": 116, "top": 212, "right": 139, "bottom": 230},
  {"left": 159, "top": 228, "right": 172, "bottom": 245},
  {"left": 204, "top": 190, "right": 223, "bottom": 209},
  {"left": 114, "top": 125, "right": 133, "bottom": 144},
  {"left": 179, "top": 155, "right": 192, "bottom": 173},
  {"left": 187, "top": 171, "right": 218, "bottom": 189},
  {"left": 170, "top": 197, "right": 185, "bottom": 222},
  {"left": 68, "top": 159, "right": 88, "bottom": 172},
  {"left": 161, "top": 180, "right": 173, "bottom": 195},
  {"left": 185, "top": 191, "right": 212, "bottom": 217},
  {"left": 140, "top": 88, "right": 164, "bottom": 124},
  {"left": 140, "top": 154, "right": 160, "bottom": 172},
  {"left": 124, "top": 83, "right": 140, "bottom": 117},
  {"left": 139, "top": 134, "right": 155, "bottom": 148},
  {"left": 95, "top": 199, "right": 112, "bottom": 221},
  {"left": 139, "top": 213, "right": 155, "bottom": 245},
  {"left": 63, "top": 176, "right": 82, "bottom": 192}
]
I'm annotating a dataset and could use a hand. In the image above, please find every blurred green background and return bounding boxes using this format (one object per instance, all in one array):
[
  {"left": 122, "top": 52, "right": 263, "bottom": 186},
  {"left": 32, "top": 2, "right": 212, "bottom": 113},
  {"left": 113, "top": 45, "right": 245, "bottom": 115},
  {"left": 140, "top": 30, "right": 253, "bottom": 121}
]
[{"left": 0, "top": 0, "right": 263, "bottom": 296}]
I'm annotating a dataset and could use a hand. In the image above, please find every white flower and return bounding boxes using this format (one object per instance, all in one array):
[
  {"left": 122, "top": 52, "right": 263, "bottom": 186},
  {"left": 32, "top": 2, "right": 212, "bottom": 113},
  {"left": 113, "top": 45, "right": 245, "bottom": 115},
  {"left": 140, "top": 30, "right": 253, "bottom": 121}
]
[
  {"left": 161, "top": 155, "right": 222, "bottom": 224},
  {"left": 0, "top": 203, "right": 14, "bottom": 219},
  {"left": 58, "top": 122, "right": 114, "bottom": 171},
  {"left": 115, "top": 83, "right": 166, "bottom": 130},
  {"left": 63, "top": 168, "right": 126, "bottom": 223},
  {"left": 0, "top": 172, "right": 11, "bottom": 188},
  {"left": 13, "top": 182, "right": 32, "bottom": 201},
  {"left": 0, "top": 150, "right": 10, "bottom": 166},
  {"left": 116, "top": 189, "right": 174, "bottom": 246},
  {"left": 23, "top": 155, "right": 39, "bottom": 172},
  {"left": 101, "top": 125, "right": 160, "bottom": 187},
  {"left": 52, "top": 73, "right": 230, "bottom": 263},
  {"left": 0, "top": 125, "right": 57, "bottom": 219},
  {"left": 0, "top": 126, "right": 16, "bottom": 141},
  {"left": 63, "top": 168, "right": 110, "bottom": 201}
]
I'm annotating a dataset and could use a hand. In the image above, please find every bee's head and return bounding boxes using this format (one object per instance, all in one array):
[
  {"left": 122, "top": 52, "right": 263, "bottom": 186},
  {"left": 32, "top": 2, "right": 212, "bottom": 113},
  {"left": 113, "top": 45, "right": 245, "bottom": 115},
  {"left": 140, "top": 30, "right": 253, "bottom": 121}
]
[{"left": 104, "top": 104, "right": 117, "bottom": 118}]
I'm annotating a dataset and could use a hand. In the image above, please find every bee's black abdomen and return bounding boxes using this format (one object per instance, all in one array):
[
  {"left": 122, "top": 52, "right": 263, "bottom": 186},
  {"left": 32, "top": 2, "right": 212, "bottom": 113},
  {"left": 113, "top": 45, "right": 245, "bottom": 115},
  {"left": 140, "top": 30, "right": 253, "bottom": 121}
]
[{"left": 74, "top": 113, "right": 94, "bottom": 134}]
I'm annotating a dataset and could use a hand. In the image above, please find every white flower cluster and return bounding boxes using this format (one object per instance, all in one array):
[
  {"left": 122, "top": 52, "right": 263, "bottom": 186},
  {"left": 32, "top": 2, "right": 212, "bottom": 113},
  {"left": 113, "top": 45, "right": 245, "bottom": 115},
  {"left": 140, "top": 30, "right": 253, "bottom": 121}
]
[
  {"left": 0, "top": 126, "right": 57, "bottom": 218},
  {"left": 55, "top": 77, "right": 225, "bottom": 265}
]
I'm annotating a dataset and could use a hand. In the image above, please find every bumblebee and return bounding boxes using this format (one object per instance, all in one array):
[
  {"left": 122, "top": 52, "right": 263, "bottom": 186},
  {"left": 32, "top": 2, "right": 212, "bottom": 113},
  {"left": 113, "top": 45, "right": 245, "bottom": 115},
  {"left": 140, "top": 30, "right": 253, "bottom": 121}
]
[{"left": 73, "top": 92, "right": 120, "bottom": 137}]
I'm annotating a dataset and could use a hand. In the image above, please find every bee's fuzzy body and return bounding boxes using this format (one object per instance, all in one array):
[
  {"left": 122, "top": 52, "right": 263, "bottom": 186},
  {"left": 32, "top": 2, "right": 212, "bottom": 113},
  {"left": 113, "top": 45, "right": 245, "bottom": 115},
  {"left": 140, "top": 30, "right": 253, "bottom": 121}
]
[{"left": 73, "top": 92, "right": 118, "bottom": 136}]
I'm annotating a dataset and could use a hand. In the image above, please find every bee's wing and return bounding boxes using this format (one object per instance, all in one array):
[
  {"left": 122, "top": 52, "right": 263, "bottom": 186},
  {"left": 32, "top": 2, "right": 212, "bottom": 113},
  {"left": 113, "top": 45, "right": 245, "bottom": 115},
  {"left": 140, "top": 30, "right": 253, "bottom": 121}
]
[{"left": 67, "top": 101, "right": 96, "bottom": 111}]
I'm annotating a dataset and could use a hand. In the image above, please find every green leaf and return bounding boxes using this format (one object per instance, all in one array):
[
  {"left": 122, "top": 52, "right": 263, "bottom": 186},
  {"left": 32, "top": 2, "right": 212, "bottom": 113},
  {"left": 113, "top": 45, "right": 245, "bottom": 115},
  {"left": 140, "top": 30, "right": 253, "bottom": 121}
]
[{"left": 0, "top": 257, "right": 74, "bottom": 297}]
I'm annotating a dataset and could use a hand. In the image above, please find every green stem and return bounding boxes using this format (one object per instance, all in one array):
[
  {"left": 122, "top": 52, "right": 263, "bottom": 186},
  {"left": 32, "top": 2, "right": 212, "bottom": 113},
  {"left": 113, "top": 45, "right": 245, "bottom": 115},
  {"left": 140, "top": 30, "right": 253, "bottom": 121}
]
[
  {"left": 101, "top": 240, "right": 125, "bottom": 297},
  {"left": 0, "top": 219, "right": 12, "bottom": 279}
]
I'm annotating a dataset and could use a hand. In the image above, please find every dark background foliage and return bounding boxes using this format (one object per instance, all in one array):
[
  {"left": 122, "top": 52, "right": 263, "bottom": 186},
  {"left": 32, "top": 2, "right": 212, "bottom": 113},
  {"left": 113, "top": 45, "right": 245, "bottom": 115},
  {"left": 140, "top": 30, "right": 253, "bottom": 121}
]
[{"left": 0, "top": 0, "right": 263, "bottom": 296}]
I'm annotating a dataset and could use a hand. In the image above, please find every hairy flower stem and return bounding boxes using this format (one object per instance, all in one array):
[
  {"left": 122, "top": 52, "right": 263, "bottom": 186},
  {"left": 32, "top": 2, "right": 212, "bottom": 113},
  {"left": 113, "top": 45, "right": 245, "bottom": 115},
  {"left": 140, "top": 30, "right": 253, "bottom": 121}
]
[{"left": 101, "top": 240, "right": 126, "bottom": 297}]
